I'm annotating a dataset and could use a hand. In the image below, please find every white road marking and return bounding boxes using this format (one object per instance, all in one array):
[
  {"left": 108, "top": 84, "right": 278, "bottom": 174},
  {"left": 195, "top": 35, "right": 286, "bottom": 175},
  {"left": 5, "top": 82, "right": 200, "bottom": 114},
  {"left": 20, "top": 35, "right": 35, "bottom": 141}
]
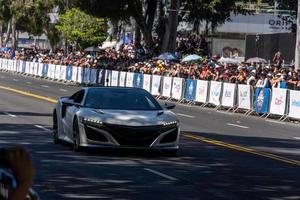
[
  {"left": 59, "top": 89, "right": 68, "bottom": 92},
  {"left": 144, "top": 168, "right": 178, "bottom": 181},
  {"left": 294, "top": 137, "right": 300, "bottom": 140},
  {"left": 4, "top": 112, "right": 17, "bottom": 118},
  {"left": 176, "top": 113, "right": 195, "bottom": 118},
  {"left": 13, "top": 79, "right": 19, "bottom": 82},
  {"left": 226, "top": 123, "right": 249, "bottom": 129},
  {"left": 41, "top": 85, "right": 49, "bottom": 88},
  {"left": 26, "top": 81, "right": 32, "bottom": 84},
  {"left": 34, "top": 125, "right": 52, "bottom": 132}
]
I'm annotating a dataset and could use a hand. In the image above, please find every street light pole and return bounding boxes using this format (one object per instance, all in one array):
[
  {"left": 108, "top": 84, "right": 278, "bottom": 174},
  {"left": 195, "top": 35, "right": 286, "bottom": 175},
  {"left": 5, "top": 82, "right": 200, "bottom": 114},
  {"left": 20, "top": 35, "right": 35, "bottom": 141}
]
[{"left": 295, "top": 0, "right": 300, "bottom": 69}]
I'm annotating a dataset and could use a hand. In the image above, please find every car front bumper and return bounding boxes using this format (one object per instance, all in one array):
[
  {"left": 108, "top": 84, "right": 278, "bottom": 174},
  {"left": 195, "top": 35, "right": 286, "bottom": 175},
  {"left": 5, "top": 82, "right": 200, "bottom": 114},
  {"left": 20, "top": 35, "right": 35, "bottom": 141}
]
[{"left": 78, "top": 122, "right": 180, "bottom": 150}]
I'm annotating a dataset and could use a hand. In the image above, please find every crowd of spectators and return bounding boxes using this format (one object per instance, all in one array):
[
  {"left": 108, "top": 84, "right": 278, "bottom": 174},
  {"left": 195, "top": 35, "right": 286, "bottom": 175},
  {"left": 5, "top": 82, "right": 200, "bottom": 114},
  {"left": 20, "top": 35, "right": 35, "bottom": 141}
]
[{"left": 0, "top": 34, "right": 300, "bottom": 90}]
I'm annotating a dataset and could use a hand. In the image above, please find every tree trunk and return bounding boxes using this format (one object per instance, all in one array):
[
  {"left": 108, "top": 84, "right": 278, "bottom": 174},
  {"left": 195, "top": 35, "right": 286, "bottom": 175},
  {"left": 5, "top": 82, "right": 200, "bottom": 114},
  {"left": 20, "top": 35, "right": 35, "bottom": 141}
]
[
  {"left": 11, "top": 18, "right": 17, "bottom": 51},
  {"left": 193, "top": 19, "right": 200, "bottom": 34},
  {"left": 134, "top": 25, "right": 141, "bottom": 45},
  {"left": 128, "top": 0, "right": 156, "bottom": 54},
  {"left": 4, "top": 19, "right": 12, "bottom": 47},
  {"left": 161, "top": 0, "right": 180, "bottom": 53},
  {"left": 0, "top": 24, "right": 3, "bottom": 48}
]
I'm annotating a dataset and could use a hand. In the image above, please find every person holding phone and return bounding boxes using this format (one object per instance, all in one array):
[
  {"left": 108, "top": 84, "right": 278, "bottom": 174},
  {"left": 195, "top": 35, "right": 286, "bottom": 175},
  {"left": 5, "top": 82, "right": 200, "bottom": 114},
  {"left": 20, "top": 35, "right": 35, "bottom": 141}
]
[{"left": 0, "top": 147, "right": 35, "bottom": 200}]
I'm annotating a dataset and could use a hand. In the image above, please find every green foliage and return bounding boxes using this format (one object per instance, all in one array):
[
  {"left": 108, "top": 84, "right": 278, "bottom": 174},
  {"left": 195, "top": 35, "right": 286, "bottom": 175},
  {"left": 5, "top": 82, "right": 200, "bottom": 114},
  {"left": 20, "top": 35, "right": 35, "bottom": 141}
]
[
  {"left": 55, "top": 8, "right": 108, "bottom": 49},
  {"left": 184, "top": 0, "right": 254, "bottom": 31}
]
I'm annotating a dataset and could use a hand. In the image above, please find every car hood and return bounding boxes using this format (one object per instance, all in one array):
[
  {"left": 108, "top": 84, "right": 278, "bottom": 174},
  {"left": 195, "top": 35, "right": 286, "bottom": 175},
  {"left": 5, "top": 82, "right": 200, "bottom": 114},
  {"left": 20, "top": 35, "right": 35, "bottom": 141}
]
[{"left": 80, "top": 109, "right": 178, "bottom": 127}]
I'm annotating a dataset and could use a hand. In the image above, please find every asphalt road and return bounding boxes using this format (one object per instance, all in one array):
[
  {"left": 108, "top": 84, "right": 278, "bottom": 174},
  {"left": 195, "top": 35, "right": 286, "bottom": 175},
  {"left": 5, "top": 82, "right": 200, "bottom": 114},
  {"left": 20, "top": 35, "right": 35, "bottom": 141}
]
[{"left": 0, "top": 70, "right": 299, "bottom": 200}]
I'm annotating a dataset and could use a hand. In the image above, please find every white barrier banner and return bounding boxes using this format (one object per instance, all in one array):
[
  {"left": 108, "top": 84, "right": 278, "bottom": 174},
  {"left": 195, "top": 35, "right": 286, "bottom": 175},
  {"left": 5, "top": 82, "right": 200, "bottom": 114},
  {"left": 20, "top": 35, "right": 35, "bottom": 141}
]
[
  {"left": 54, "top": 65, "right": 61, "bottom": 80},
  {"left": 288, "top": 90, "right": 300, "bottom": 119},
  {"left": 195, "top": 80, "right": 208, "bottom": 103},
  {"left": 8, "top": 60, "right": 13, "bottom": 71},
  {"left": 83, "top": 68, "right": 91, "bottom": 83},
  {"left": 29, "top": 62, "right": 35, "bottom": 75},
  {"left": 162, "top": 76, "right": 172, "bottom": 97},
  {"left": 13, "top": 60, "right": 17, "bottom": 72},
  {"left": 104, "top": 70, "right": 112, "bottom": 86},
  {"left": 6, "top": 59, "right": 10, "bottom": 71},
  {"left": 269, "top": 88, "right": 287, "bottom": 116},
  {"left": 143, "top": 74, "right": 151, "bottom": 92},
  {"left": 38, "top": 63, "right": 43, "bottom": 76},
  {"left": 221, "top": 83, "right": 236, "bottom": 107},
  {"left": 72, "top": 66, "right": 78, "bottom": 82},
  {"left": 5, "top": 59, "right": 9, "bottom": 70},
  {"left": 2, "top": 59, "right": 5, "bottom": 70},
  {"left": 18, "top": 60, "right": 23, "bottom": 72},
  {"left": 5, "top": 59, "right": 8, "bottom": 70},
  {"left": 25, "top": 62, "right": 31, "bottom": 74},
  {"left": 77, "top": 67, "right": 84, "bottom": 83},
  {"left": 237, "top": 85, "right": 252, "bottom": 110},
  {"left": 33, "top": 62, "right": 39, "bottom": 76},
  {"left": 172, "top": 77, "right": 183, "bottom": 99},
  {"left": 111, "top": 70, "right": 119, "bottom": 86},
  {"left": 151, "top": 75, "right": 161, "bottom": 96},
  {"left": 126, "top": 72, "right": 134, "bottom": 87},
  {"left": 60, "top": 65, "right": 67, "bottom": 80},
  {"left": 118, "top": 71, "right": 126, "bottom": 87},
  {"left": 90, "top": 69, "right": 97, "bottom": 84},
  {"left": 48, "top": 64, "right": 56, "bottom": 79},
  {"left": 0, "top": 59, "right": 3, "bottom": 69},
  {"left": 209, "top": 81, "right": 222, "bottom": 106}
]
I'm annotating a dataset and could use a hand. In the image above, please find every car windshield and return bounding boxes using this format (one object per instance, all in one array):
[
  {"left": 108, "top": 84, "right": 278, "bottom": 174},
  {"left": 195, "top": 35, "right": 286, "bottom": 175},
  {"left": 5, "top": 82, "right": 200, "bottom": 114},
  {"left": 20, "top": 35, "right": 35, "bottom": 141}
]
[{"left": 84, "top": 88, "right": 162, "bottom": 110}]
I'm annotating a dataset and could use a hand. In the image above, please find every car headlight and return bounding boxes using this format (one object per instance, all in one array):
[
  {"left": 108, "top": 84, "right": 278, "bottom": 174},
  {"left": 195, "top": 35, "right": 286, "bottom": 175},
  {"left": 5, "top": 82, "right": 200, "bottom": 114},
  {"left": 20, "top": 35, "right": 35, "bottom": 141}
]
[
  {"left": 162, "top": 121, "right": 178, "bottom": 126},
  {"left": 80, "top": 117, "right": 103, "bottom": 126}
]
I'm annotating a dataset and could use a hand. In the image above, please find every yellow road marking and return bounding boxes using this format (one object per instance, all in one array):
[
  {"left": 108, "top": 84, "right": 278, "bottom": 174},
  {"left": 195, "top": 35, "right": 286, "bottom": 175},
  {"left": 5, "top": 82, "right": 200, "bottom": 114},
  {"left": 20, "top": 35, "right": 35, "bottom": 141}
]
[
  {"left": 183, "top": 133, "right": 300, "bottom": 167},
  {"left": 1, "top": 84, "right": 299, "bottom": 167},
  {"left": 0, "top": 85, "right": 57, "bottom": 103}
]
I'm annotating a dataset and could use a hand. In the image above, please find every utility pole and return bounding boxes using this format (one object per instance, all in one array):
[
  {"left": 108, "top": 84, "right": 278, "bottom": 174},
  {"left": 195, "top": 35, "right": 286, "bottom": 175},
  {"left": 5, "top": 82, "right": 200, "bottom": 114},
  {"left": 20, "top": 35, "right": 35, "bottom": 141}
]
[{"left": 295, "top": 0, "right": 300, "bottom": 69}]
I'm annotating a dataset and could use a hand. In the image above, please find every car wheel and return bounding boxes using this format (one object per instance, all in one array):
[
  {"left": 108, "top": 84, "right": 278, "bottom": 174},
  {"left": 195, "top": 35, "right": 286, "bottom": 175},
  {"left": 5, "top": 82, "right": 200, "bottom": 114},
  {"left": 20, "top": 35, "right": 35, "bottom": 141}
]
[
  {"left": 73, "top": 118, "right": 81, "bottom": 152},
  {"left": 53, "top": 112, "right": 60, "bottom": 144}
]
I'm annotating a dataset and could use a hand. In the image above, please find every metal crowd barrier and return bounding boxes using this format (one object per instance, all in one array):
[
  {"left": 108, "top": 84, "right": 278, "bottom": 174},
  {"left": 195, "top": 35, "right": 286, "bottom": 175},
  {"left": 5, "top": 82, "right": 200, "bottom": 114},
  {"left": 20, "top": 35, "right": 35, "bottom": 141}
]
[{"left": 1, "top": 58, "right": 300, "bottom": 122}]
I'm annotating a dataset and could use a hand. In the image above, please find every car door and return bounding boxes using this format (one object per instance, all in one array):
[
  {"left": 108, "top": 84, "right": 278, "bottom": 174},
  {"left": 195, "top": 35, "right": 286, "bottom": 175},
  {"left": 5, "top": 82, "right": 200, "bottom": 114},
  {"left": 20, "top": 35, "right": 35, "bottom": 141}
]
[{"left": 63, "top": 90, "right": 85, "bottom": 139}]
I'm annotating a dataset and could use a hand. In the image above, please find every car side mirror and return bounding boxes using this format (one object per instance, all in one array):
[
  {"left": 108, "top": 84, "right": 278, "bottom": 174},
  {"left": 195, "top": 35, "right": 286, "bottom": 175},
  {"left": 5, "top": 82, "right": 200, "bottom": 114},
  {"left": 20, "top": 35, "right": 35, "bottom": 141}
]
[
  {"left": 164, "top": 102, "right": 176, "bottom": 110},
  {"left": 62, "top": 100, "right": 81, "bottom": 108},
  {"left": 62, "top": 100, "right": 75, "bottom": 107}
]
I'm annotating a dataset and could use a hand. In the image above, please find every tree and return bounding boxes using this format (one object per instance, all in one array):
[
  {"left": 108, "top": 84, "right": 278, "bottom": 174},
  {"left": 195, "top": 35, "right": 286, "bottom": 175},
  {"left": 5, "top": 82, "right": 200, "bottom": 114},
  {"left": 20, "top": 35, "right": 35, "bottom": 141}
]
[
  {"left": 184, "top": 0, "right": 254, "bottom": 35},
  {"left": 55, "top": 8, "right": 108, "bottom": 49}
]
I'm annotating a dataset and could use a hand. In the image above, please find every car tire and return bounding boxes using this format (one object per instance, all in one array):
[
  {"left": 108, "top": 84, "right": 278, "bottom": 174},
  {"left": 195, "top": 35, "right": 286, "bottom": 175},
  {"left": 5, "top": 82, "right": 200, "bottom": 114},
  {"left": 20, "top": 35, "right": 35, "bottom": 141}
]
[
  {"left": 53, "top": 112, "right": 60, "bottom": 144},
  {"left": 73, "top": 118, "right": 82, "bottom": 152}
]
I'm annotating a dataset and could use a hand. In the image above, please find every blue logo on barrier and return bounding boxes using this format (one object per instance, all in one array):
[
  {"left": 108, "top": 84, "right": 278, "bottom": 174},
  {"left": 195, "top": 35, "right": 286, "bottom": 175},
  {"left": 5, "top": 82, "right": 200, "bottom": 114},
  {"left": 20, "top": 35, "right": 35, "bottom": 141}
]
[
  {"left": 185, "top": 79, "right": 196, "bottom": 101},
  {"left": 66, "top": 65, "right": 73, "bottom": 81},
  {"left": 254, "top": 88, "right": 270, "bottom": 114},
  {"left": 292, "top": 100, "right": 300, "bottom": 107},
  {"left": 133, "top": 73, "right": 143, "bottom": 88},
  {"left": 42, "top": 64, "right": 48, "bottom": 77}
]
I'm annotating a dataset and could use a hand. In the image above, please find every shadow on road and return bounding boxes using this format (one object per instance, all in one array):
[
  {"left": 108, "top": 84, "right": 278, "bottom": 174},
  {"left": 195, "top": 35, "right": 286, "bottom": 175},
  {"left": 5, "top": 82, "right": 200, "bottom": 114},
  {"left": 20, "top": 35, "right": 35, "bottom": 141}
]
[
  {"left": 0, "top": 111, "right": 52, "bottom": 117},
  {"left": 0, "top": 123, "right": 299, "bottom": 200}
]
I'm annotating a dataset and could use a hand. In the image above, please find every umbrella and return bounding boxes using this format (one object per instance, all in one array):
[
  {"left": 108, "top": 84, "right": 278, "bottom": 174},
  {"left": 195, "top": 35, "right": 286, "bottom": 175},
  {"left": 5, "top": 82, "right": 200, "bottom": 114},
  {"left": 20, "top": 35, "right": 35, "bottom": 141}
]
[
  {"left": 156, "top": 53, "right": 179, "bottom": 61},
  {"left": 218, "top": 57, "right": 241, "bottom": 64},
  {"left": 181, "top": 54, "right": 202, "bottom": 63},
  {"left": 246, "top": 57, "right": 267, "bottom": 63},
  {"left": 84, "top": 46, "right": 103, "bottom": 52}
]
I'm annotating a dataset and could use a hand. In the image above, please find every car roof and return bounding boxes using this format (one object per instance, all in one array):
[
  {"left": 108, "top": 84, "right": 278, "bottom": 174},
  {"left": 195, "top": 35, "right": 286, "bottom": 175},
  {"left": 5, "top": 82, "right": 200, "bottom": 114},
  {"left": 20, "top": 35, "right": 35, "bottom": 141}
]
[{"left": 84, "top": 87, "right": 147, "bottom": 93}]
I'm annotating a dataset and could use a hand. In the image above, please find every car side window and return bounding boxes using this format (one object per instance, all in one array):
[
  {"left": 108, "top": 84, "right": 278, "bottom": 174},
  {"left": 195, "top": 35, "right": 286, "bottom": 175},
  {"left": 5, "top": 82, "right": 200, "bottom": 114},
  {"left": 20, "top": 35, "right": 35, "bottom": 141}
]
[{"left": 70, "top": 90, "right": 85, "bottom": 104}]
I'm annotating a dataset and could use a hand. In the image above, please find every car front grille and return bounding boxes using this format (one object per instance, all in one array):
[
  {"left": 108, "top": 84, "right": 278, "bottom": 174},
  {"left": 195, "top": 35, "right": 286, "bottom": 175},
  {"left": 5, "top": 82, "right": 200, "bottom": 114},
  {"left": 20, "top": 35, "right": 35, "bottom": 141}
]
[{"left": 103, "top": 123, "right": 178, "bottom": 147}]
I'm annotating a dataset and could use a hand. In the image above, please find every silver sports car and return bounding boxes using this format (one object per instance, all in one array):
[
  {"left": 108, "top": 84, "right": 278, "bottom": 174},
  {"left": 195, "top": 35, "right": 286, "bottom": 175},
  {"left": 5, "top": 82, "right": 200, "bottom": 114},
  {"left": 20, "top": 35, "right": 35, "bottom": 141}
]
[{"left": 53, "top": 87, "right": 180, "bottom": 154}]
